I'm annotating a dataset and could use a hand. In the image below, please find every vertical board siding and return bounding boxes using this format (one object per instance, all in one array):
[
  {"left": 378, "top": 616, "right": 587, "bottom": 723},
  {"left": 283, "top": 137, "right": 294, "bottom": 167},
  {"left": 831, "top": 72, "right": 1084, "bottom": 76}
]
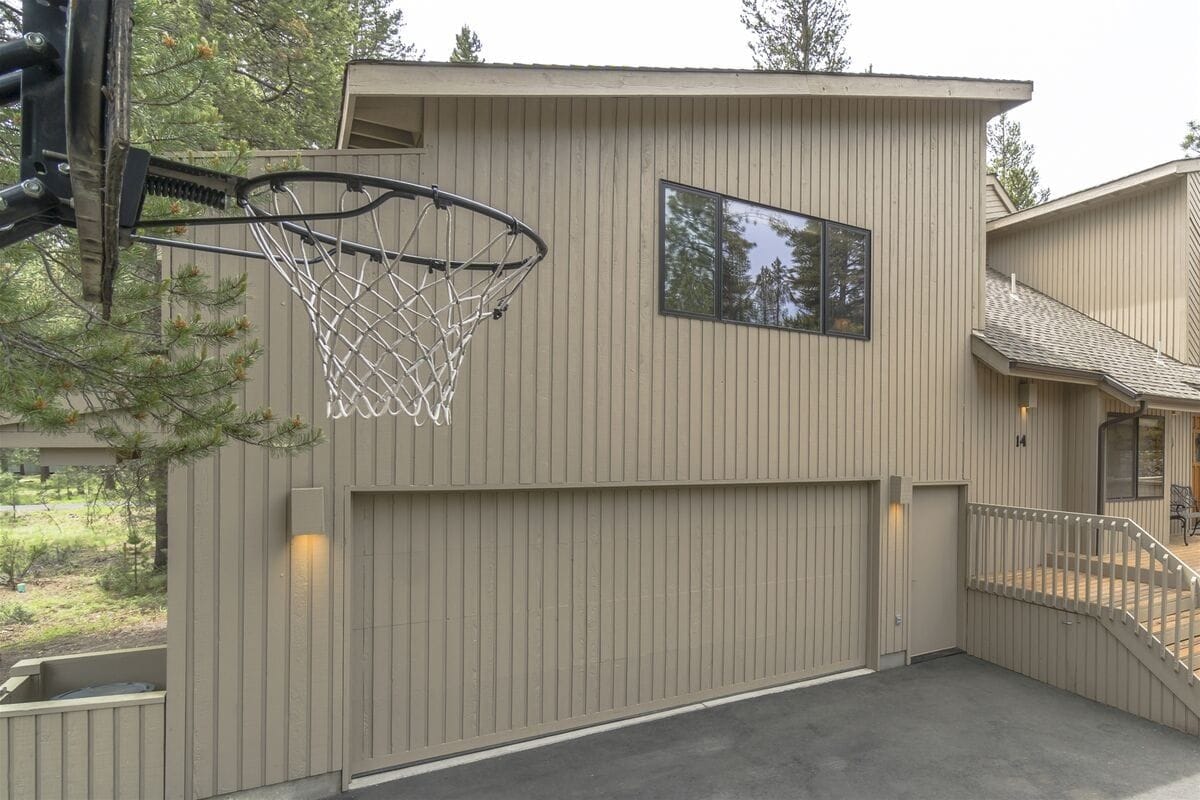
[
  {"left": 167, "top": 93, "right": 993, "bottom": 797},
  {"left": 969, "top": 372, "right": 1067, "bottom": 510},
  {"left": 0, "top": 698, "right": 166, "bottom": 800},
  {"left": 350, "top": 483, "right": 869, "bottom": 773},
  {"left": 965, "top": 591, "right": 1200, "bottom": 736},
  {"left": 988, "top": 179, "right": 1189, "bottom": 362},
  {"left": 1187, "top": 174, "right": 1200, "bottom": 365},
  {"left": 970, "top": 379, "right": 1192, "bottom": 546}
]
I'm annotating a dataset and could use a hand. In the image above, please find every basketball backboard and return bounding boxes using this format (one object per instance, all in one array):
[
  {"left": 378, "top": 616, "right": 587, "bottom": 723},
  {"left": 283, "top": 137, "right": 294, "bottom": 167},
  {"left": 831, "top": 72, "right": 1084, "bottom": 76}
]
[{"left": 0, "top": 0, "right": 135, "bottom": 310}]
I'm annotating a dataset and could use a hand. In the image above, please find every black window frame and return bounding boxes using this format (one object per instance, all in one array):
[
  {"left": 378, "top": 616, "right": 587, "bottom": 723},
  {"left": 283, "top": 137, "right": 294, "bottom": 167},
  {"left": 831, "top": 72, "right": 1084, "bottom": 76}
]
[
  {"left": 1104, "top": 413, "right": 1166, "bottom": 501},
  {"left": 658, "top": 180, "right": 871, "bottom": 340}
]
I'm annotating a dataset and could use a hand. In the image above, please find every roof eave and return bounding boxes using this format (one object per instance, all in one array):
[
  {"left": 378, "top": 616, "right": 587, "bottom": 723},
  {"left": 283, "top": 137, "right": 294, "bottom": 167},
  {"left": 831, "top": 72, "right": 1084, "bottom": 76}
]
[
  {"left": 970, "top": 334, "right": 1200, "bottom": 412},
  {"left": 987, "top": 159, "right": 1200, "bottom": 235},
  {"left": 343, "top": 62, "right": 1033, "bottom": 105}
]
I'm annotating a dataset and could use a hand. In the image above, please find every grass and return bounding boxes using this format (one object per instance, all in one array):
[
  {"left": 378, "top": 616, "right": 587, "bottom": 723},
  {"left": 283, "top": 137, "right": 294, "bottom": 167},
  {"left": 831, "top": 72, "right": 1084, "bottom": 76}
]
[
  {"left": 0, "top": 472, "right": 105, "bottom": 509},
  {"left": 0, "top": 573, "right": 166, "bottom": 650},
  {"left": 0, "top": 506, "right": 167, "bottom": 669},
  {"left": 0, "top": 504, "right": 128, "bottom": 547}
]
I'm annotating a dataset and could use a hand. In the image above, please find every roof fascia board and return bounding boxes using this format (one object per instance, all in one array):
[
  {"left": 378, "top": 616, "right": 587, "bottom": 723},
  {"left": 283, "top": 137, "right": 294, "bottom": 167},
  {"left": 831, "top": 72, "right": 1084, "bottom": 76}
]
[
  {"left": 988, "top": 160, "right": 1200, "bottom": 234},
  {"left": 344, "top": 63, "right": 1032, "bottom": 105},
  {"left": 1136, "top": 395, "right": 1200, "bottom": 414}
]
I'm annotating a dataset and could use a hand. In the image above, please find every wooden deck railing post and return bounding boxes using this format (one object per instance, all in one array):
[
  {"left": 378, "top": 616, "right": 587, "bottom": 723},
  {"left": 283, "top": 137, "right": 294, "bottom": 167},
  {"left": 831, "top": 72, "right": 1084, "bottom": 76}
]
[
  {"left": 1051, "top": 513, "right": 1060, "bottom": 607},
  {"left": 1191, "top": 577, "right": 1198, "bottom": 685},
  {"left": 1121, "top": 523, "right": 1129, "bottom": 623},
  {"left": 1147, "top": 543, "right": 1157, "bottom": 644},
  {"left": 1039, "top": 513, "right": 1048, "bottom": 600},
  {"left": 1134, "top": 532, "right": 1142, "bottom": 631},
  {"left": 1174, "top": 564, "right": 1183, "bottom": 668}
]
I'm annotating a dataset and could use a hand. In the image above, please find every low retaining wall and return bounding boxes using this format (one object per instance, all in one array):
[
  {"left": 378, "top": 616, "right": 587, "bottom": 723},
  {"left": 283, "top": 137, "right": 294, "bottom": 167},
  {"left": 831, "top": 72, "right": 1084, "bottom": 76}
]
[
  {"left": 0, "top": 647, "right": 167, "bottom": 799},
  {"left": 965, "top": 589, "right": 1200, "bottom": 736}
]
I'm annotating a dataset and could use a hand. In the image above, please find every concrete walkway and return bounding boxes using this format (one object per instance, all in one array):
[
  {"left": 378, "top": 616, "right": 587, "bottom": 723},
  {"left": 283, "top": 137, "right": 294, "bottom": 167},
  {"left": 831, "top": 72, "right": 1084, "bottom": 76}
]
[{"left": 343, "top": 655, "right": 1200, "bottom": 800}]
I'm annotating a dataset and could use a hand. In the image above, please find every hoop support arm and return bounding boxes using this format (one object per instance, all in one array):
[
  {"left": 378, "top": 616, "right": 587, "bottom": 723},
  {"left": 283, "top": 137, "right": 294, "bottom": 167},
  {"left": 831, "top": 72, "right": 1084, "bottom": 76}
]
[
  {"left": 0, "top": 73, "right": 20, "bottom": 106},
  {"left": 0, "top": 32, "right": 58, "bottom": 76},
  {"left": 0, "top": 178, "right": 60, "bottom": 227}
]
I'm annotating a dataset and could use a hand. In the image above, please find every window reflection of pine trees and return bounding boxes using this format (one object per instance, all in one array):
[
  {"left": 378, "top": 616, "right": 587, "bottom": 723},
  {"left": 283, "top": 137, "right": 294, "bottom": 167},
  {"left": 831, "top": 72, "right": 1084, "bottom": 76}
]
[{"left": 661, "top": 183, "right": 869, "bottom": 338}]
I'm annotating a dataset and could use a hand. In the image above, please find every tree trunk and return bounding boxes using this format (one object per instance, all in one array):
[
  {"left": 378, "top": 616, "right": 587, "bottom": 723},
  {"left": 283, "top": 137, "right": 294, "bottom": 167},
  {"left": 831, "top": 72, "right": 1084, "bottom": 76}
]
[{"left": 154, "top": 461, "right": 168, "bottom": 569}]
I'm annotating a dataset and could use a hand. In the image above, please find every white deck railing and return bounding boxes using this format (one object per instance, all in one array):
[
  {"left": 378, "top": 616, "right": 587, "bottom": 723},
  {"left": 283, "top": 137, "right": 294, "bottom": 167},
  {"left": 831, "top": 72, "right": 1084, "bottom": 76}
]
[{"left": 966, "top": 503, "right": 1200, "bottom": 685}]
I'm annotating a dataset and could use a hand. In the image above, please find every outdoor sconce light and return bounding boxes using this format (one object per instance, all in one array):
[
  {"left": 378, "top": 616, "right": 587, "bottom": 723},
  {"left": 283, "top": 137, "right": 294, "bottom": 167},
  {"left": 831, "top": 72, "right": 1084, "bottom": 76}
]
[
  {"left": 1018, "top": 380, "right": 1037, "bottom": 411},
  {"left": 289, "top": 487, "right": 326, "bottom": 538},
  {"left": 888, "top": 475, "right": 912, "bottom": 506}
]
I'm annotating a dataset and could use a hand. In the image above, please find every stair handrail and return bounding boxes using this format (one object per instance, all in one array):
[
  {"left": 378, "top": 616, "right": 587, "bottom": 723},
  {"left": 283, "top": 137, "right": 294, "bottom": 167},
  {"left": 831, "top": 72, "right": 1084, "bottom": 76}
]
[{"left": 967, "top": 502, "right": 1199, "bottom": 685}]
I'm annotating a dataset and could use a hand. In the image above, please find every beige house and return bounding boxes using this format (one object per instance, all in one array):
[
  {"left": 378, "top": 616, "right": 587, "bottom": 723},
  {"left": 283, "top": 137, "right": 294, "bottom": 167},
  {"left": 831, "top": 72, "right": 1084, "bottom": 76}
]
[
  {"left": 5, "top": 63, "right": 1200, "bottom": 798},
  {"left": 979, "top": 159, "right": 1200, "bottom": 538}
]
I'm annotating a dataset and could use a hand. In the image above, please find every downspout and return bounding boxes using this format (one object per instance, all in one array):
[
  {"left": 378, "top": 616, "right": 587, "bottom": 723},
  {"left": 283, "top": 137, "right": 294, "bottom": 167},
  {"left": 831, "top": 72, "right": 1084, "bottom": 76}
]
[{"left": 1096, "top": 400, "right": 1148, "bottom": 516}]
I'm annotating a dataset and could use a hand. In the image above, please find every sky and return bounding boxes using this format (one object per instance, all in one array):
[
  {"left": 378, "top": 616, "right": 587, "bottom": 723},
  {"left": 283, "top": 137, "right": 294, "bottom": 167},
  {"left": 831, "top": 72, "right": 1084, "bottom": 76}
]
[{"left": 400, "top": 0, "right": 1200, "bottom": 197}]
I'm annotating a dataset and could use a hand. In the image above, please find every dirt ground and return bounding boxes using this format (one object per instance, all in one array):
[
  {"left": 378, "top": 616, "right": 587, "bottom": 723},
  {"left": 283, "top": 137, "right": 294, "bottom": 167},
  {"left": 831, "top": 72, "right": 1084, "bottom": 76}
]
[{"left": 1, "top": 616, "right": 166, "bottom": 674}]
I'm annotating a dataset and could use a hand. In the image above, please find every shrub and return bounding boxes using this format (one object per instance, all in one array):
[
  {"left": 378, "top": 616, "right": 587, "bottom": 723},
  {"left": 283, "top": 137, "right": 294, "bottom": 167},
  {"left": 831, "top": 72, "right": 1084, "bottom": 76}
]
[
  {"left": 0, "top": 601, "right": 34, "bottom": 625},
  {"left": 98, "top": 563, "right": 166, "bottom": 597},
  {"left": 46, "top": 537, "right": 85, "bottom": 567},
  {"left": 0, "top": 534, "right": 49, "bottom": 588},
  {"left": 97, "top": 528, "right": 164, "bottom": 597}
]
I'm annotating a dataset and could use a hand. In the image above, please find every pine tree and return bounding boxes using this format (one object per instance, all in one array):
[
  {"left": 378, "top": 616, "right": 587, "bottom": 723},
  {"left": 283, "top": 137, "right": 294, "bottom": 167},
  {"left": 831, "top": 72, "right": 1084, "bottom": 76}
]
[
  {"left": 823, "top": 225, "right": 868, "bottom": 335},
  {"left": 987, "top": 113, "right": 1050, "bottom": 210},
  {"left": 740, "top": 0, "right": 851, "bottom": 72},
  {"left": 662, "top": 189, "right": 719, "bottom": 315},
  {"left": 1183, "top": 120, "right": 1200, "bottom": 157},
  {"left": 718, "top": 203, "right": 758, "bottom": 322},
  {"left": 754, "top": 257, "right": 787, "bottom": 326},
  {"left": 0, "top": 2, "right": 419, "bottom": 467},
  {"left": 351, "top": 0, "right": 421, "bottom": 60},
  {"left": 450, "top": 25, "right": 483, "bottom": 63},
  {"left": 770, "top": 217, "right": 822, "bottom": 330}
]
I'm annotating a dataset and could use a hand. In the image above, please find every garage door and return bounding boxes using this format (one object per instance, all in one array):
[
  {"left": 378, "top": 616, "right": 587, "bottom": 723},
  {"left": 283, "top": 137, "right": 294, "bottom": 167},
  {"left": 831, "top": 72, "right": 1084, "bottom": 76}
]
[{"left": 350, "top": 483, "right": 870, "bottom": 775}]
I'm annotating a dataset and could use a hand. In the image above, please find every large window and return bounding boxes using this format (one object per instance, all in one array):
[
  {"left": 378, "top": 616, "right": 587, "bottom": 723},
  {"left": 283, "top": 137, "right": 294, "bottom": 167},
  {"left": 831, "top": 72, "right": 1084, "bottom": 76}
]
[
  {"left": 659, "top": 182, "right": 870, "bottom": 338},
  {"left": 1104, "top": 414, "right": 1165, "bottom": 500}
]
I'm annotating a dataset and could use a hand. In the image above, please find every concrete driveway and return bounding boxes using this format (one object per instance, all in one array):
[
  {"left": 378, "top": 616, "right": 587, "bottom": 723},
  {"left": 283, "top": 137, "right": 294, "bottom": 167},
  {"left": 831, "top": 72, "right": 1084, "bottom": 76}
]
[{"left": 344, "top": 655, "right": 1200, "bottom": 800}]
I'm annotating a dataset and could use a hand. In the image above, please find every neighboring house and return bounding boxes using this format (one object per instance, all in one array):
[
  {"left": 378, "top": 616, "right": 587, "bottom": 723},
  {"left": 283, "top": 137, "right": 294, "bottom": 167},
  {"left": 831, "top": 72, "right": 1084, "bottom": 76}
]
[
  {"left": 981, "top": 159, "right": 1200, "bottom": 540},
  {"left": 5, "top": 64, "right": 1200, "bottom": 800},
  {"left": 972, "top": 269, "right": 1199, "bottom": 539},
  {"left": 984, "top": 173, "right": 1017, "bottom": 221}
]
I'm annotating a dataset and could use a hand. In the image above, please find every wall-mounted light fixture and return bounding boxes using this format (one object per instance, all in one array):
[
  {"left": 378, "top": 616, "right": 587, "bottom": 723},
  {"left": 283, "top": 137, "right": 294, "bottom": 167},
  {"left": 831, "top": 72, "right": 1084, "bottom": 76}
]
[
  {"left": 289, "top": 487, "right": 326, "bottom": 538},
  {"left": 888, "top": 475, "right": 912, "bottom": 506},
  {"left": 1018, "top": 380, "right": 1037, "bottom": 411}
]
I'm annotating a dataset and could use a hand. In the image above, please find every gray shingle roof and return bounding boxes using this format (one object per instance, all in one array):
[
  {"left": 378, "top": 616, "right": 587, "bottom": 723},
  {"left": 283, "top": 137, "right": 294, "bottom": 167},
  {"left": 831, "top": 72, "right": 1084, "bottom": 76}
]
[{"left": 976, "top": 270, "right": 1200, "bottom": 405}]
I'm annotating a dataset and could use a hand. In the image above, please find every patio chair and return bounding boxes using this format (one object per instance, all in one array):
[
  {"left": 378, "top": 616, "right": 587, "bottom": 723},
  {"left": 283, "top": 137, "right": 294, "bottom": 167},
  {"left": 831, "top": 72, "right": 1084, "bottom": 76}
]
[{"left": 1169, "top": 484, "right": 1200, "bottom": 545}]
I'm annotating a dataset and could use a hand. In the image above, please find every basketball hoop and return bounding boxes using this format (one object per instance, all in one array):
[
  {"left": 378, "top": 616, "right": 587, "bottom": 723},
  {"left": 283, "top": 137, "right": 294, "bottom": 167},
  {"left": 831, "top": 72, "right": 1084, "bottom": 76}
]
[
  {"left": 0, "top": 0, "right": 550, "bottom": 425},
  {"left": 150, "top": 171, "right": 549, "bottom": 425}
]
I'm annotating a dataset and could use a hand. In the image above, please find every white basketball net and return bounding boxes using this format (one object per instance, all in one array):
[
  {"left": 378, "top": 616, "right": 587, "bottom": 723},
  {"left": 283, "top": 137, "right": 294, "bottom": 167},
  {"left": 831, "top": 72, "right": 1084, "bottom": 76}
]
[{"left": 243, "top": 180, "right": 543, "bottom": 424}]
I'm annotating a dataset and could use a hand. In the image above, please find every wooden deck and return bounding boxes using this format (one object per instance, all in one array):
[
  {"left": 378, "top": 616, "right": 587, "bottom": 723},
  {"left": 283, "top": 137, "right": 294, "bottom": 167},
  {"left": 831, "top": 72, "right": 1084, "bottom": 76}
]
[
  {"left": 1166, "top": 532, "right": 1200, "bottom": 571},
  {"left": 976, "top": 534, "right": 1200, "bottom": 682}
]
